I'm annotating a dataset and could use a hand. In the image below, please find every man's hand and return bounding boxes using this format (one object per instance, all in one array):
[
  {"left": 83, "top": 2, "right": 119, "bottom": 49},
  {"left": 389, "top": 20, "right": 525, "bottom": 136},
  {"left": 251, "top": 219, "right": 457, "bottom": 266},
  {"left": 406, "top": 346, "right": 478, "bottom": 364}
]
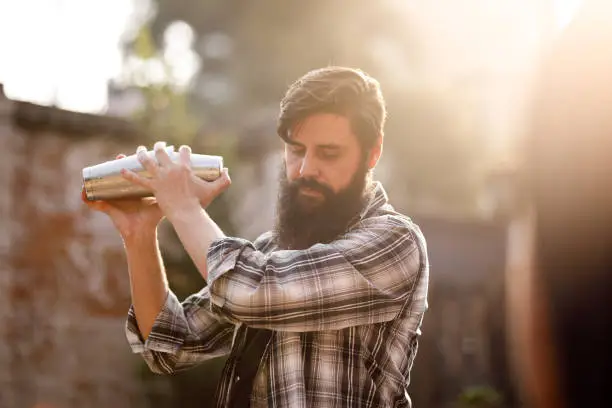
[
  {"left": 82, "top": 154, "right": 164, "bottom": 241},
  {"left": 120, "top": 141, "right": 231, "bottom": 221}
]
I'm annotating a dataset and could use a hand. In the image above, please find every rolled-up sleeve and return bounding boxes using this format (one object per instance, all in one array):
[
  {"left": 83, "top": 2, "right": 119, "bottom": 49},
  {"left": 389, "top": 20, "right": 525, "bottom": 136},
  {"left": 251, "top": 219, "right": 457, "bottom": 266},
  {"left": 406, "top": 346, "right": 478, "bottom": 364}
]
[
  {"left": 126, "top": 287, "right": 235, "bottom": 374},
  {"left": 206, "top": 215, "right": 427, "bottom": 332}
]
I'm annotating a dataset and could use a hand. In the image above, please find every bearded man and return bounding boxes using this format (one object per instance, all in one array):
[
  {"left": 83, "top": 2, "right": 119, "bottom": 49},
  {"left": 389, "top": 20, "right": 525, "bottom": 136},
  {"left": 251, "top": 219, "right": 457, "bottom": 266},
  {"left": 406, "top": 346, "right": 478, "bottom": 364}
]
[{"left": 84, "top": 66, "right": 429, "bottom": 408}]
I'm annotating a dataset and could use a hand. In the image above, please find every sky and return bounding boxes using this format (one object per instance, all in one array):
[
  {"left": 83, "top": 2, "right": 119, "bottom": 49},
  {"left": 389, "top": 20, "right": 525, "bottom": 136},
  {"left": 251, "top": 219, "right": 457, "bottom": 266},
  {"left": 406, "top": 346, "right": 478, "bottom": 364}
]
[
  {"left": 0, "top": 0, "right": 135, "bottom": 112},
  {"left": 0, "top": 0, "right": 583, "bottom": 115}
]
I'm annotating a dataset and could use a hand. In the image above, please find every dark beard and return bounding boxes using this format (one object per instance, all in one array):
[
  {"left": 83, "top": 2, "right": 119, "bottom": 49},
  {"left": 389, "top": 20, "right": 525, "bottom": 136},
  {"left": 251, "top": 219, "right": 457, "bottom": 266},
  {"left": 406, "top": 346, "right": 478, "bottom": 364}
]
[{"left": 273, "top": 162, "right": 373, "bottom": 250}]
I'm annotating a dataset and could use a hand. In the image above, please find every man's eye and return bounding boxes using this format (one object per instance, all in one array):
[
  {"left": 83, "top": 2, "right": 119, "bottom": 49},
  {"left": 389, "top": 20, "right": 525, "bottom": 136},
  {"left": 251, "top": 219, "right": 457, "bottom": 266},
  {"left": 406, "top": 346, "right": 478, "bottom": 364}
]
[{"left": 291, "top": 147, "right": 305, "bottom": 156}]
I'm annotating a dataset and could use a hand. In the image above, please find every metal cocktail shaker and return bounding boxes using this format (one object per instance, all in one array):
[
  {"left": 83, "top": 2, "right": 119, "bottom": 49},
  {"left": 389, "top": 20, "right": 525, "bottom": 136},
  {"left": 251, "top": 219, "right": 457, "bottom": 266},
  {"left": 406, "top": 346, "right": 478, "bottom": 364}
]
[{"left": 82, "top": 146, "right": 223, "bottom": 201}]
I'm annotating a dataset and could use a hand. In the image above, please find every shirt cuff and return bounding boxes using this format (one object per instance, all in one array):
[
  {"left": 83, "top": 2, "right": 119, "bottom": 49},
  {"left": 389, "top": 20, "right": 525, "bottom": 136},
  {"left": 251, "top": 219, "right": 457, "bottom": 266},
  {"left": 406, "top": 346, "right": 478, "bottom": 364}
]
[{"left": 125, "top": 289, "right": 187, "bottom": 355}]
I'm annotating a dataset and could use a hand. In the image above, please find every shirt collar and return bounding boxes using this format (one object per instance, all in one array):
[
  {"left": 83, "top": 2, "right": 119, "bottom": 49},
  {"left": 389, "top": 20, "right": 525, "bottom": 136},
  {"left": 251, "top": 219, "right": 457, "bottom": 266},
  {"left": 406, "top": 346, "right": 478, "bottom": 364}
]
[{"left": 351, "top": 181, "right": 389, "bottom": 225}]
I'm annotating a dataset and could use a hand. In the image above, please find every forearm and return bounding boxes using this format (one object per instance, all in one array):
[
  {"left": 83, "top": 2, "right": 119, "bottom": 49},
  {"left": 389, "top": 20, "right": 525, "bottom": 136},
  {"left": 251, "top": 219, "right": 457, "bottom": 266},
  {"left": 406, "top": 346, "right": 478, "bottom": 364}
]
[
  {"left": 124, "top": 229, "right": 169, "bottom": 340},
  {"left": 168, "top": 205, "right": 226, "bottom": 281},
  {"left": 205, "top": 216, "right": 425, "bottom": 331}
]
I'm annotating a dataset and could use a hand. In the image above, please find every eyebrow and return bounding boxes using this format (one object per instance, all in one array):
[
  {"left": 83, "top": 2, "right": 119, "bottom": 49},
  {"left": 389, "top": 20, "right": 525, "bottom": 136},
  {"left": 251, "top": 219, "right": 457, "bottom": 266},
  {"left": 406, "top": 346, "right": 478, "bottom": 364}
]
[{"left": 287, "top": 141, "right": 342, "bottom": 150}]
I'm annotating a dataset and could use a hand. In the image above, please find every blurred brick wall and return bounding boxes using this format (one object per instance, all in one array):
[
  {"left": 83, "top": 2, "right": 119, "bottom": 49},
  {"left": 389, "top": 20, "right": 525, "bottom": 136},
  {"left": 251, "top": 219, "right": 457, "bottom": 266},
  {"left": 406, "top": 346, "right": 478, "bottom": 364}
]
[
  {"left": 0, "top": 86, "right": 286, "bottom": 408},
  {"left": 0, "top": 88, "right": 152, "bottom": 408}
]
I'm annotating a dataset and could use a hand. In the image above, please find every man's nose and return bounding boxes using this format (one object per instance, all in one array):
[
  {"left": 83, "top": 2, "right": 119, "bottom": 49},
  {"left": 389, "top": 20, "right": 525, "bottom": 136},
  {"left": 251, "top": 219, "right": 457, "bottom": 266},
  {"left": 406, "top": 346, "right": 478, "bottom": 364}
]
[{"left": 299, "top": 155, "right": 320, "bottom": 178}]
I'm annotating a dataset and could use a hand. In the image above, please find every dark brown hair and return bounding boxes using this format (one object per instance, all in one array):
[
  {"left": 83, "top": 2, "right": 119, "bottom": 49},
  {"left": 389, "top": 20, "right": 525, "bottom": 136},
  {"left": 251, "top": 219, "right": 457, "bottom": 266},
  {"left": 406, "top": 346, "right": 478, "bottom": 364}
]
[{"left": 277, "top": 66, "right": 387, "bottom": 150}]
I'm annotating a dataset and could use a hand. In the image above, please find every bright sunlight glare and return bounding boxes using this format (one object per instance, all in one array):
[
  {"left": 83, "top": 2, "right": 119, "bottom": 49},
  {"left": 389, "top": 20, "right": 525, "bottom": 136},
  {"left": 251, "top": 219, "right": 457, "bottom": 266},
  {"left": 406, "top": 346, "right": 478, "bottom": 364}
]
[
  {"left": 0, "top": 0, "right": 136, "bottom": 114},
  {"left": 0, "top": 0, "right": 584, "bottom": 115},
  {"left": 555, "top": 0, "right": 583, "bottom": 30}
]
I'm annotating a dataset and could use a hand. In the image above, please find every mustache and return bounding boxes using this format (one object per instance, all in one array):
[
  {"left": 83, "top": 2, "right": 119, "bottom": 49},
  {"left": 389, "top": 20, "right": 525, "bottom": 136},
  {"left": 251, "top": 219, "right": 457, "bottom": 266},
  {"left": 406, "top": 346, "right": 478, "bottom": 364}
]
[{"left": 290, "top": 178, "right": 334, "bottom": 196}]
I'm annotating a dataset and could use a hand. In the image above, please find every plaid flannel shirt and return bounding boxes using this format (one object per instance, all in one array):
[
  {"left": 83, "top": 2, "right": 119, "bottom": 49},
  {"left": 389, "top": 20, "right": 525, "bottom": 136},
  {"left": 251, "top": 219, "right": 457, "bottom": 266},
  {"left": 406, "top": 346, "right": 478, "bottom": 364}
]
[{"left": 126, "top": 182, "right": 429, "bottom": 408}]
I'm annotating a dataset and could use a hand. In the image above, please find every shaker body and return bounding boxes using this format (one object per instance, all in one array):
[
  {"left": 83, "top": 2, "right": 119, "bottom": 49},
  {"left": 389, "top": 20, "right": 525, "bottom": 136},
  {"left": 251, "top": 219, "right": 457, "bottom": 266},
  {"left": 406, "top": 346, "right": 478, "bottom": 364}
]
[{"left": 82, "top": 146, "right": 223, "bottom": 201}]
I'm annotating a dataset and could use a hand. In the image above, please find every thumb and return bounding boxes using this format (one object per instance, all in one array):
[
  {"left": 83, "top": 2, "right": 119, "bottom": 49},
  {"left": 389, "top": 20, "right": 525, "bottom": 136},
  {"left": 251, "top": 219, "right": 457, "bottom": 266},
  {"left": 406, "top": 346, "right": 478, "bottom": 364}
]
[
  {"left": 212, "top": 167, "right": 231, "bottom": 192},
  {"left": 81, "top": 188, "right": 123, "bottom": 219},
  {"left": 87, "top": 199, "right": 122, "bottom": 220}
]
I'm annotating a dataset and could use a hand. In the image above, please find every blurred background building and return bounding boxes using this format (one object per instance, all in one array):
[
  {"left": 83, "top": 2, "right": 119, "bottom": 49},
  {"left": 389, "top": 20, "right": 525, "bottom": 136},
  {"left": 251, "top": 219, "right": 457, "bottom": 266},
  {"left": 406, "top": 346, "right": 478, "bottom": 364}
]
[{"left": 0, "top": 0, "right": 584, "bottom": 407}]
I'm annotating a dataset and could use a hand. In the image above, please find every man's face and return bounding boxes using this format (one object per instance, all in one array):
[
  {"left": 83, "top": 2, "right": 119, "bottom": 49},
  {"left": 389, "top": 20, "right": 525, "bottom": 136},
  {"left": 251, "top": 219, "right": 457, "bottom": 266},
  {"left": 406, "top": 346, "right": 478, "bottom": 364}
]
[
  {"left": 284, "top": 113, "right": 365, "bottom": 210},
  {"left": 275, "top": 113, "right": 379, "bottom": 250}
]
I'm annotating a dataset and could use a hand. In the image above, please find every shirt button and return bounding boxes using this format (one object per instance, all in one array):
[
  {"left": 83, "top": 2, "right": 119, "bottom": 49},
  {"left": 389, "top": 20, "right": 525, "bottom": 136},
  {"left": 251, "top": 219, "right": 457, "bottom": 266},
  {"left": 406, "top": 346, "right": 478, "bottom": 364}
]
[{"left": 235, "top": 376, "right": 240, "bottom": 383}]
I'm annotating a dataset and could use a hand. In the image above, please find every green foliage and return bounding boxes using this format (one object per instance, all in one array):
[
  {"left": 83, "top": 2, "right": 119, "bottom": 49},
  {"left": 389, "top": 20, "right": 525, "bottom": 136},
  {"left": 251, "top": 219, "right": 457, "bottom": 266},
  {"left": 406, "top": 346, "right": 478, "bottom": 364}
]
[
  {"left": 133, "top": 24, "right": 157, "bottom": 60},
  {"left": 128, "top": 24, "right": 201, "bottom": 147},
  {"left": 457, "top": 385, "right": 504, "bottom": 408}
]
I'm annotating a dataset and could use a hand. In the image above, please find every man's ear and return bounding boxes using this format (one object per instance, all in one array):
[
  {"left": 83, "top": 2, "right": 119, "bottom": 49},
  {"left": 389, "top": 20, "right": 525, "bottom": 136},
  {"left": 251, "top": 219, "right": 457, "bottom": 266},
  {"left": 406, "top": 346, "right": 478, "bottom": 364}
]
[{"left": 367, "top": 134, "right": 383, "bottom": 170}]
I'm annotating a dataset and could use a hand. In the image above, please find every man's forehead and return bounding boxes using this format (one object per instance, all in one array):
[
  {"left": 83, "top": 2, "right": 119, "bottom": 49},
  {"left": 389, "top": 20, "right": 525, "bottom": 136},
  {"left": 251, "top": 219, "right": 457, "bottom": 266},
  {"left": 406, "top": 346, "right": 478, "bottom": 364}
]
[{"left": 288, "top": 113, "right": 356, "bottom": 145}]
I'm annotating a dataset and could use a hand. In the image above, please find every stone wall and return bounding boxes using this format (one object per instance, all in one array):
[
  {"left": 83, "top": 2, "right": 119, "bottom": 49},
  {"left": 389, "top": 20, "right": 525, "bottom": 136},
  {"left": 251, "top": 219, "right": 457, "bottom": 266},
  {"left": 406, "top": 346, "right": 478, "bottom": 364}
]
[{"left": 0, "top": 89, "right": 151, "bottom": 408}]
